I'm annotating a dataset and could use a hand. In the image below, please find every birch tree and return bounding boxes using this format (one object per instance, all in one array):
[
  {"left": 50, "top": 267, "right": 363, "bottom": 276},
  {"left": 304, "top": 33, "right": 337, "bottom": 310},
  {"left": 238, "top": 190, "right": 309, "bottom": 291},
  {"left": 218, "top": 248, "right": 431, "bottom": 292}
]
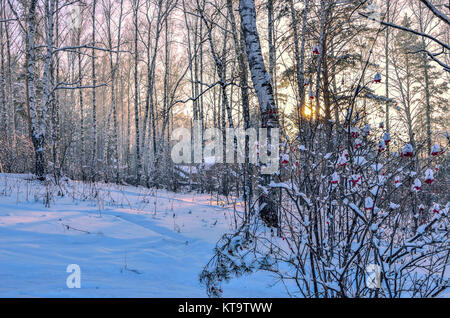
[
  {"left": 239, "top": 0, "right": 279, "bottom": 227},
  {"left": 133, "top": 0, "right": 142, "bottom": 184},
  {"left": 91, "top": 0, "right": 98, "bottom": 179},
  {"left": 27, "top": 0, "right": 51, "bottom": 180}
]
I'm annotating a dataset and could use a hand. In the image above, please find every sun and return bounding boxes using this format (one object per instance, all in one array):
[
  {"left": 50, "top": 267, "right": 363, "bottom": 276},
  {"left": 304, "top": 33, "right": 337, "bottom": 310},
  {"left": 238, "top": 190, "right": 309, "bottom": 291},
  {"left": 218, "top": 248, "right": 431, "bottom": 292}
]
[{"left": 304, "top": 105, "right": 314, "bottom": 117}]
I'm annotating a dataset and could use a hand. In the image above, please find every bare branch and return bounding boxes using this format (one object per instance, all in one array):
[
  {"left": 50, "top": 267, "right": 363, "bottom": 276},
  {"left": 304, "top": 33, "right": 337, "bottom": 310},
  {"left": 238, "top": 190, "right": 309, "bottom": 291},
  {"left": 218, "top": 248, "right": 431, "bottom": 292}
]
[{"left": 419, "top": 0, "right": 450, "bottom": 25}]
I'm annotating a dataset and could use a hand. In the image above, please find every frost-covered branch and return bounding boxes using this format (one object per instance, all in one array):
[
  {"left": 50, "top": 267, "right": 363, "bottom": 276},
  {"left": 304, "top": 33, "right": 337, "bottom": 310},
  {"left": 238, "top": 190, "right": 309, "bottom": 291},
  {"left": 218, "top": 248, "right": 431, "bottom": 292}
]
[
  {"left": 419, "top": 0, "right": 450, "bottom": 25},
  {"left": 360, "top": 12, "right": 450, "bottom": 72}
]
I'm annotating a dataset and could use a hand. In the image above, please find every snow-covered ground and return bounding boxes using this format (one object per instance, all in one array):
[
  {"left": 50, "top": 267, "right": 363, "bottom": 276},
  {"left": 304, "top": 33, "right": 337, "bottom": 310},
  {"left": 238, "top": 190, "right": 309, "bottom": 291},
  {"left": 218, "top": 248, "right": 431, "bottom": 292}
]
[{"left": 0, "top": 173, "right": 287, "bottom": 297}]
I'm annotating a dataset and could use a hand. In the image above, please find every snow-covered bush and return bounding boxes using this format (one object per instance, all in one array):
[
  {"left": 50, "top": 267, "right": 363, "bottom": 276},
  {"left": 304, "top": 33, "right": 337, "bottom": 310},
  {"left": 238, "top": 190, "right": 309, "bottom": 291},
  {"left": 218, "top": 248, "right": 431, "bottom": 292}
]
[{"left": 201, "top": 121, "right": 449, "bottom": 298}]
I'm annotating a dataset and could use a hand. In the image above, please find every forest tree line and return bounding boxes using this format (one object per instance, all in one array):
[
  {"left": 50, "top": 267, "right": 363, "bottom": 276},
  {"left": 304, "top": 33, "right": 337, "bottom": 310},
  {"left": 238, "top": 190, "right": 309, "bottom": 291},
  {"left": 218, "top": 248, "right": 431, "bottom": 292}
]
[{"left": 0, "top": 0, "right": 447, "bottom": 186}]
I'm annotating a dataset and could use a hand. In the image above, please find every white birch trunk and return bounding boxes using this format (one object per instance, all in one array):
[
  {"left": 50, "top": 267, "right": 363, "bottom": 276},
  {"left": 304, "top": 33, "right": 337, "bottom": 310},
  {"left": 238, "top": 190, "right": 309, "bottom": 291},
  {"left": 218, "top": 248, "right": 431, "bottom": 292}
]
[{"left": 239, "top": 0, "right": 279, "bottom": 227}]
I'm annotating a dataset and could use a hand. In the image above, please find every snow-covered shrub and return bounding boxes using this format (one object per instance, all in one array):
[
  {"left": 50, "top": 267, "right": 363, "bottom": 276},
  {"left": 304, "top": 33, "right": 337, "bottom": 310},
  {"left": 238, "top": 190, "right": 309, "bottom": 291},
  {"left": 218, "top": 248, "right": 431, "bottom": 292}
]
[{"left": 201, "top": 121, "right": 449, "bottom": 298}]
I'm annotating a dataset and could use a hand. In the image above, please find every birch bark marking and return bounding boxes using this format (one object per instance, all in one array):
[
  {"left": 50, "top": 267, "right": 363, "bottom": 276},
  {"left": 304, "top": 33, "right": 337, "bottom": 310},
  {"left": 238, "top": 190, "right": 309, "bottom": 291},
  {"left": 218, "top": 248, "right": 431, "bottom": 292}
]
[
  {"left": 239, "top": 0, "right": 279, "bottom": 227},
  {"left": 30, "top": 0, "right": 54, "bottom": 180},
  {"left": 27, "top": 0, "right": 38, "bottom": 176}
]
